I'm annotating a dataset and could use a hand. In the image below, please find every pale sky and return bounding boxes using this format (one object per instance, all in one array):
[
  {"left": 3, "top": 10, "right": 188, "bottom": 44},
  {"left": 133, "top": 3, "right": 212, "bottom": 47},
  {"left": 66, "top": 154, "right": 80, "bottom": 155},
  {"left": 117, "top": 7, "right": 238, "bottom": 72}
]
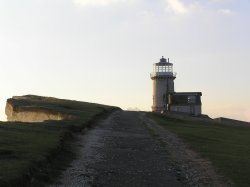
[{"left": 0, "top": 0, "right": 249, "bottom": 122}]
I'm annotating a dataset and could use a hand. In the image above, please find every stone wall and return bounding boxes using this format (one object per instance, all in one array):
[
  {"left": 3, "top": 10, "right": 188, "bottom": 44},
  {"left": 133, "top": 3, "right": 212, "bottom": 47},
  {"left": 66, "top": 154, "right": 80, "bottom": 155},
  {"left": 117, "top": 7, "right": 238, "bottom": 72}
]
[
  {"left": 152, "top": 77, "right": 175, "bottom": 112},
  {"left": 169, "top": 105, "right": 202, "bottom": 116}
]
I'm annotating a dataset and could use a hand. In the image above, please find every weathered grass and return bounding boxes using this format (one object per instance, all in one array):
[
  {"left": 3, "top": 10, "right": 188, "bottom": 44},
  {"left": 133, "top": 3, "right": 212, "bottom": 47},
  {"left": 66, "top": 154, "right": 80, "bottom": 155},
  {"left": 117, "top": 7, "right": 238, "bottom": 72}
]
[
  {"left": 148, "top": 113, "right": 250, "bottom": 187},
  {"left": 0, "top": 122, "right": 64, "bottom": 186},
  {"left": 0, "top": 95, "right": 119, "bottom": 186}
]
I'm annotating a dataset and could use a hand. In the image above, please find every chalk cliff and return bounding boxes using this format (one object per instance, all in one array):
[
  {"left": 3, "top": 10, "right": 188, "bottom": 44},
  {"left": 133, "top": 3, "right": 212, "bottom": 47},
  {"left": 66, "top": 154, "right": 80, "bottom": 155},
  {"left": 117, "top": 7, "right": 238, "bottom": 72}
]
[{"left": 5, "top": 95, "right": 74, "bottom": 122}]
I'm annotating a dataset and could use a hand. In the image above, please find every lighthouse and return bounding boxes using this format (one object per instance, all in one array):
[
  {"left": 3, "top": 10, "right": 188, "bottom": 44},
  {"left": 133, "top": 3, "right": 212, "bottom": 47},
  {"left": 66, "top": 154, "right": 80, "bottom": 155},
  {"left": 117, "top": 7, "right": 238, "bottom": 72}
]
[
  {"left": 150, "top": 56, "right": 202, "bottom": 116},
  {"left": 150, "top": 56, "right": 176, "bottom": 112}
]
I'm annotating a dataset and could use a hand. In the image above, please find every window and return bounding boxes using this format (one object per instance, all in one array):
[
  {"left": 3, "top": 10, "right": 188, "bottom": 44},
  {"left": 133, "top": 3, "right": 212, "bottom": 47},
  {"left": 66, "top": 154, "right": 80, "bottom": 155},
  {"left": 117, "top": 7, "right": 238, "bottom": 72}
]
[
  {"left": 188, "top": 96, "right": 196, "bottom": 104},
  {"left": 154, "top": 65, "right": 173, "bottom": 73}
]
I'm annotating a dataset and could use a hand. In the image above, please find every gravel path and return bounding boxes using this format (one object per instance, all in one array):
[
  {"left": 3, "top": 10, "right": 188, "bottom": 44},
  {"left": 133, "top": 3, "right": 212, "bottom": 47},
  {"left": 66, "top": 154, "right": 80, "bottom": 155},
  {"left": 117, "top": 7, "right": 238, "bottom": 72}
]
[
  {"left": 49, "top": 111, "right": 232, "bottom": 187},
  {"left": 50, "top": 111, "right": 184, "bottom": 187}
]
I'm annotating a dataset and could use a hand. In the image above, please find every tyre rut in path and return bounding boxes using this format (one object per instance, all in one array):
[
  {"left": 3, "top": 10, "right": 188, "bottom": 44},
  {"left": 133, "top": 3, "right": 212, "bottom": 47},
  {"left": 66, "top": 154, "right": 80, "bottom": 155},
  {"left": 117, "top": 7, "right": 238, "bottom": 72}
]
[{"left": 50, "top": 111, "right": 184, "bottom": 187}]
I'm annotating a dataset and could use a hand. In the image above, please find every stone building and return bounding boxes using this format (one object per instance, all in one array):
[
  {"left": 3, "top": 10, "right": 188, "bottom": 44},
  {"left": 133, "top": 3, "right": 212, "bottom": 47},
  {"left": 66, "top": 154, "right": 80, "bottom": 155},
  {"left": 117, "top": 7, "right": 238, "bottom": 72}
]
[
  {"left": 150, "top": 56, "right": 202, "bottom": 116},
  {"left": 168, "top": 92, "right": 202, "bottom": 116}
]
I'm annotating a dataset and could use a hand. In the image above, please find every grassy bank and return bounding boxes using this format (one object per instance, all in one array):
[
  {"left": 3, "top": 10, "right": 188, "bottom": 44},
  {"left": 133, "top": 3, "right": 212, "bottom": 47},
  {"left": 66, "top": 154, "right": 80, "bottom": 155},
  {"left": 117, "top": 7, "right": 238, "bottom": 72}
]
[
  {"left": 0, "top": 95, "right": 119, "bottom": 186},
  {"left": 148, "top": 113, "right": 250, "bottom": 187}
]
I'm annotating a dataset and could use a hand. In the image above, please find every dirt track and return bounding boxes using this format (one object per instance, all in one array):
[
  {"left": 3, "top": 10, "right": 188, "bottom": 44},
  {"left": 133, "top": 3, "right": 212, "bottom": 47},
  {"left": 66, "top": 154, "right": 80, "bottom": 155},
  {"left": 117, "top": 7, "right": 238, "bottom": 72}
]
[{"left": 50, "top": 111, "right": 230, "bottom": 187}]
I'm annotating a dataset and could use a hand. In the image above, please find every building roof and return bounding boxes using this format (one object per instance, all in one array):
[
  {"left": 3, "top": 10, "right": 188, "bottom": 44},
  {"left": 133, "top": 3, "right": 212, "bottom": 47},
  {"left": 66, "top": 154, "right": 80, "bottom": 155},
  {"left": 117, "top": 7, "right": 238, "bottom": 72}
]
[
  {"left": 156, "top": 56, "right": 173, "bottom": 65},
  {"left": 169, "top": 92, "right": 202, "bottom": 96},
  {"left": 160, "top": 56, "right": 167, "bottom": 63}
]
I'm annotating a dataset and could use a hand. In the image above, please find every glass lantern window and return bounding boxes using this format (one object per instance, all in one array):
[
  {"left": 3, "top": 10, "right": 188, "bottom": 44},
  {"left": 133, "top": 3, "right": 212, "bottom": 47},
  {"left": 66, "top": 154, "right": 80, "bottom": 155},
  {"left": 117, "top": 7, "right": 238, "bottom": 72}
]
[{"left": 153, "top": 65, "right": 173, "bottom": 72}]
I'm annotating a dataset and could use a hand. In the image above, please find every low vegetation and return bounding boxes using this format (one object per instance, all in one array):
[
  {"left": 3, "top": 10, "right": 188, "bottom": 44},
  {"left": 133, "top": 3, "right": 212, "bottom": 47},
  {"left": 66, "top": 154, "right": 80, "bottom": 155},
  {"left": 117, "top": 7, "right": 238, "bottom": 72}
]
[
  {"left": 0, "top": 95, "right": 119, "bottom": 186},
  {"left": 149, "top": 113, "right": 250, "bottom": 187}
]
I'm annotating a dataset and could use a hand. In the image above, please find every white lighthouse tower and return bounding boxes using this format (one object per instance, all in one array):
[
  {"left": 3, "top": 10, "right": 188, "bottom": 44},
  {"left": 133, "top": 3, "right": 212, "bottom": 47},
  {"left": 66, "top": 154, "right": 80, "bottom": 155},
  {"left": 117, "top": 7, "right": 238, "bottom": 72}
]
[{"left": 150, "top": 56, "right": 176, "bottom": 112}]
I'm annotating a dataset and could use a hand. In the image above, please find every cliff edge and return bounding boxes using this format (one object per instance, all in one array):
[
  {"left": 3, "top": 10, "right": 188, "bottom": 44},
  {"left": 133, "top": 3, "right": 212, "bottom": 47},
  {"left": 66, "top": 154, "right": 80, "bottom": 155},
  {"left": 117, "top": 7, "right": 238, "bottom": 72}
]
[{"left": 5, "top": 95, "right": 115, "bottom": 122}]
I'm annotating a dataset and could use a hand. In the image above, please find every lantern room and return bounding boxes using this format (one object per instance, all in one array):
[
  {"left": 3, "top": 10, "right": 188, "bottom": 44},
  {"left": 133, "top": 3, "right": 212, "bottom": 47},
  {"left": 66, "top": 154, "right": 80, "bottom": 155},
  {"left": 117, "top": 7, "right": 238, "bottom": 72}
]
[{"left": 150, "top": 56, "right": 176, "bottom": 79}]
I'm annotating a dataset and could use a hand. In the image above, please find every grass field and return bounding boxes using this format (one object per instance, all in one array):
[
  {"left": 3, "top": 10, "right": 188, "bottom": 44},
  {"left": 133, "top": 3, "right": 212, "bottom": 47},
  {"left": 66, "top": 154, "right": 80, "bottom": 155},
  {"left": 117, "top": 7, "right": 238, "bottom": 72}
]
[
  {"left": 0, "top": 95, "right": 119, "bottom": 186},
  {"left": 149, "top": 113, "right": 250, "bottom": 187}
]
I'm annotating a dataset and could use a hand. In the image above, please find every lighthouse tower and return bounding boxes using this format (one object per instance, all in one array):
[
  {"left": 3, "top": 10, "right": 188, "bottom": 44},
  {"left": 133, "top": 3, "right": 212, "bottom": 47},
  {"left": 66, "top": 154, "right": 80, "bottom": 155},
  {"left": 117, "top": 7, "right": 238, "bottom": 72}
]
[{"left": 150, "top": 56, "right": 176, "bottom": 112}]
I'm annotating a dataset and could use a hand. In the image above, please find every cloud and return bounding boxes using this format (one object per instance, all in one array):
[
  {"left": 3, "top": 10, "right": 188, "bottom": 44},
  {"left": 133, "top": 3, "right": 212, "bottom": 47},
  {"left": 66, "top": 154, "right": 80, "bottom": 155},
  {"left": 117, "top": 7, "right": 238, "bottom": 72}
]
[
  {"left": 210, "top": 0, "right": 230, "bottom": 3},
  {"left": 165, "top": 0, "right": 188, "bottom": 14},
  {"left": 164, "top": 1, "right": 235, "bottom": 18},
  {"left": 217, "top": 9, "right": 233, "bottom": 15},
  {"left": 165, "top": 0, "right": 201, "bottom": 15},
  {"left": 73, "top": 0, "right": 132, "bottom": 6}
]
